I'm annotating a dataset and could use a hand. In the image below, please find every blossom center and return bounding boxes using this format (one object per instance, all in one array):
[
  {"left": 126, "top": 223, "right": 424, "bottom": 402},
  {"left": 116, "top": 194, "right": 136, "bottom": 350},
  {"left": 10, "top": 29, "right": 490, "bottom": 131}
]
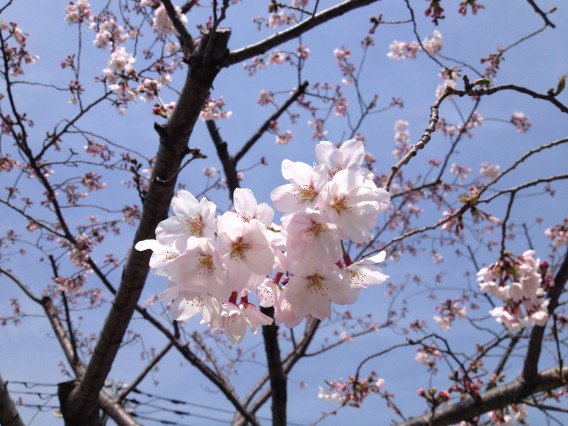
[
  {"left": 331, "top": 195, "right": 350, "bottom": 215},
  {"left": 231, "top": 236, "right": 249, "bottom": 260},
  {"left": 185, "top": 215, "right": 205, "bottom": 236},
  {"left": 306, "top": 274, "right": 327, "bottom": 295},
  {"left": 198, "top": 254, "right": 214, "bottom": 274},
  {"left": 298, "top": 184, "right": 318, "bottom": 201},
  {"left": 307, "top": 222, "right": 326, "bottom": 239},
  {"left": 165, "top": 251, "right": 178, "bottom": 261}
]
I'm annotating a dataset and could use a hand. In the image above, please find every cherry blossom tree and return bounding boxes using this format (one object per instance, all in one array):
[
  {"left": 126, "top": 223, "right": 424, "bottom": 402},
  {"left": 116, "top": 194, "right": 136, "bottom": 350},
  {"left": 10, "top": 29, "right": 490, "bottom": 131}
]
[{"left": 1, "top": 1, "right": 567, "bottom": 425}]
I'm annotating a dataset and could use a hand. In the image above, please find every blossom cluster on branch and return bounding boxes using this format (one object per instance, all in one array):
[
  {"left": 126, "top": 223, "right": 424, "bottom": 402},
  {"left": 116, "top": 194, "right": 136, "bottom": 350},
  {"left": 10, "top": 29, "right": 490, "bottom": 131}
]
[
  {"left": 137, "top": 139, "right": 391, "bottom": 343},
  {"left": 477, "top": 250, "right": 550, "bottom": 331}
]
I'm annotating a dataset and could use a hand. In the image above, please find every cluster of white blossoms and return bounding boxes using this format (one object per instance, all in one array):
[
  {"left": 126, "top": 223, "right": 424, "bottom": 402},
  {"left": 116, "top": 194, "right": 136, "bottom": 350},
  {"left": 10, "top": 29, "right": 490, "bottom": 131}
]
[
  {"left": 477, "top": 250, "right": 549, "bottom": 331},
  {"left": 137, "top": 140, "right": 390, "bottom": 343}
]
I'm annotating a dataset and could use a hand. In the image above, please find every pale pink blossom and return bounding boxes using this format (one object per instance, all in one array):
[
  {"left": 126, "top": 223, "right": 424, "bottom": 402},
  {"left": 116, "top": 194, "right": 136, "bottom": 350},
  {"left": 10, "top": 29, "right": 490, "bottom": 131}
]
[
  {"left": 545, "top": 220, "right": 568, "bottom": 248},
  {"left": 268, "top": 50, "right": 289, "bottom": 65},
  {"left": 315, "top": 139, "right": 365, "bottom": 178},
  {"left": 107, "top": 46, "right": 135, "bottom": 73},
  {"left": 163, "top": 287, "right": 224, "bottom": 328},
  {"left": 257, "top": 90, "right": 274, "bottom": 106},
  {"left": 450, "top": 163, "right": 471, "bottom": 180},
  {"left": 217, "top": 213, "right": 274, "bottom": 292},
  {"left": 318, "top": 387, "right": 342, "bottom": 403},
  {"left": 134, "top": 238, "right": 181, "bottom": 276},
  {"left": 284, "top": 260, "right": 356, "bottom": 320},
  {"left": 296, "top": 44, "right": 310, "bottom": 59},
  {"left": 167, "top": 238, "right": 228, "bottom": 299},
  {"left": 268, "top": 11, "right": 296, "bottom": 28},
  {"left": 434, "top": 315, "right": 452, "bottom": 331},
  {"left": 152, "top": 4, "right": 188, "bottom": 35},
  {"left": 436, "top": 77, "right": 456, "bottom": 99},
  {"left": 93, "top": 18, "right": 130, "bottom": 49},
  {"left": 422, "top": 30, "right": 443, "bottom": 56},
  {"left": 233, "top": 187, "right": 274, "bottom": 226},
  {"left": 480, "top": 162, "right": 500, "bottom": 181},
  {"left": 308, "top": 118, "right": 328, "bottom": 140},
  {"left": 240, "top": 301, "right": 273, "bottom": 334},
  {"left": 221, "top": 301, "right": 273, "bottom": 343},
  {"left": 339, "top": 331, "right": 353, "bottom": 343},
  {"left": 387, "top": 40, "right": 420, "bottom": 60},
  {"left": 202, "top": 166, "right": 217, "bottom": 178},
  {"left": 317, "top": 169, "right": 390, "bottom": 243},
  {"left": 284, "top": 210, "right": 342, "bottom": 265},
  {"left": 276, "top": 130, "right": 293, "bottom": 145},
  {"left": 511, "top": 112, "right": 531, "bottom": 133},
  {"left": 199, "top": 96, "right": 232, "bottom": 121},
  {"left": 343, "top": 251, "right": 389, "bottom": 289},
  {"left": 478, "top": 250, "right": 549, "bottom": 330},
  {"left": 156, "top": 190, "right": 217, "bottom": 247},
  {"left": 270, "top": 160, "right": 328, "bottom": 215},
  {"left": 258, "top": 279, "right": 303, "bottom": 328},
  {"left": 65, "top": 0, "right": 94, "bottom": 24}
]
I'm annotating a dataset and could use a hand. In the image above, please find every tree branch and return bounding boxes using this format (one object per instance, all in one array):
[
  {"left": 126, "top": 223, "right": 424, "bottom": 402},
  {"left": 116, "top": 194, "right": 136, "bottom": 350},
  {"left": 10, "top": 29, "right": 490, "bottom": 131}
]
[
  {"left": 397, "top": 366, "right": 568, "bottom": 426},
  {"left": 261, "top": 307, "right": 287, "bottom": 426},
  {"left": 225, "top": 0, "right": 379, "bottom": 66},
  {"left": 0, "top": 374, "right": 25, "bottom": 426},
  {"left": 161, "top": 0, "right": 195, "bottom": 53},
  {"left": 207, "top": 119, "right": 240, "bottom": 199},
  {"left": 234, "top": 81, "right": 308, "bottom": 163},
  {"left": 60, "top": 29, "right": 231, "bottom": 425},
  {"left": 452, "top": 79, "right": 568, "bottom": 114},
  {"left": 117, "top": 342, "right": 174, "bottom": 404},
  {"left": 526, "top": 0, "right": 556, "bottom": 28}
]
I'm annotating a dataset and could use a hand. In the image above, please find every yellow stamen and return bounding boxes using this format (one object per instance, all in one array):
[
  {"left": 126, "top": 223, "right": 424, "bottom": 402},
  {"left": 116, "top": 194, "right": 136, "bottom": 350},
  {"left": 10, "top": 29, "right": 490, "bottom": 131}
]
[{"left": 231, "top": 236, "right": 249, "bottom": 260}]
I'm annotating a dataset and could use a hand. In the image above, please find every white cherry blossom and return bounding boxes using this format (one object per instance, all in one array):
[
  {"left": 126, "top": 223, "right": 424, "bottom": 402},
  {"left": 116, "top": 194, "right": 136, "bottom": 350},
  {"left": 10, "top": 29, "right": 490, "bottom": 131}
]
[
  {"left": 156, "top": 190, "right": 216, "bottom": 248},
  {"left": 270, "top": 160, "right": 328, "bottom": 215}
]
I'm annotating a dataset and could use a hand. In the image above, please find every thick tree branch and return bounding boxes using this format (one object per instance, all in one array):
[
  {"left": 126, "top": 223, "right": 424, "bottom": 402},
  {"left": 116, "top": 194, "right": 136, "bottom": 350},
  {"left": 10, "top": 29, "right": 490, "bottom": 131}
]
[
  {"left": 59, "top": 29, "right": 231, "bottom": 425},
  {"left": 261, "top": 307, "right": 287, "bottom": 426},
  {"left": 132, "top": 305, "right": 259, "bottom": 426},
  {"left": 236, "top": 320, "right": 321, "bottom": 426},
  {"left": 0, "top": 374, "right": 25, "bottom": 426},
  {"left": 225, "top": 0, "right": 380, "bottom": 66},
  {"left": 0, "top": 270, "right": 138, "bottom": 425},
  {"left": 397, "top": 366, "right": 568, "bottom": 426}
]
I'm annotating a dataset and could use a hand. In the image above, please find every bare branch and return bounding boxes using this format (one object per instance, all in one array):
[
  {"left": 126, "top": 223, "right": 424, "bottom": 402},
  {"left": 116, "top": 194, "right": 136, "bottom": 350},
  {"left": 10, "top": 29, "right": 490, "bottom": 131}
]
[
  {"left": 234, "top": 81, "right": 308, "bottom": 163},
  {"left": 225, "top": 0, "right": 379, "bottom": 66},
  {"left": 385, "top": 86, "right": 452, "bottom": 192},
  {"left": 117, "top": 342, "right": 174, "bottom": 404},
  {"left": 207, "top": 119, "right": 240, "bottom": 199},
  {"left": 452, "top": 79, "right": 568, "bottom": 114},
  {"left": 526, "top": 0, "right": 556, "bottom": 28}
]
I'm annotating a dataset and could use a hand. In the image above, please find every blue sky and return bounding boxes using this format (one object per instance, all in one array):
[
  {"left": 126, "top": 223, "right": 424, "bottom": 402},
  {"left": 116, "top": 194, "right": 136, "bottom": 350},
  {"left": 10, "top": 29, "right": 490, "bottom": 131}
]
[{"left": 1, "top": 0, "right": 568, "bottom": 425}]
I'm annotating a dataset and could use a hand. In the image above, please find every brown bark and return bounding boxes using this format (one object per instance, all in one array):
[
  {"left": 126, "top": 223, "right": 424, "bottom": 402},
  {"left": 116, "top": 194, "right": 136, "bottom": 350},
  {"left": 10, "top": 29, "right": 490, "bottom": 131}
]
[
  {"left": 58, "top": 29, "right": 231, "bottom": 425},
  {"left": 0, "top": 374, "right": 25, "bottom": 426},
  {"left": 397, "top": 366, "right": 568, "bottom": 426}
]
